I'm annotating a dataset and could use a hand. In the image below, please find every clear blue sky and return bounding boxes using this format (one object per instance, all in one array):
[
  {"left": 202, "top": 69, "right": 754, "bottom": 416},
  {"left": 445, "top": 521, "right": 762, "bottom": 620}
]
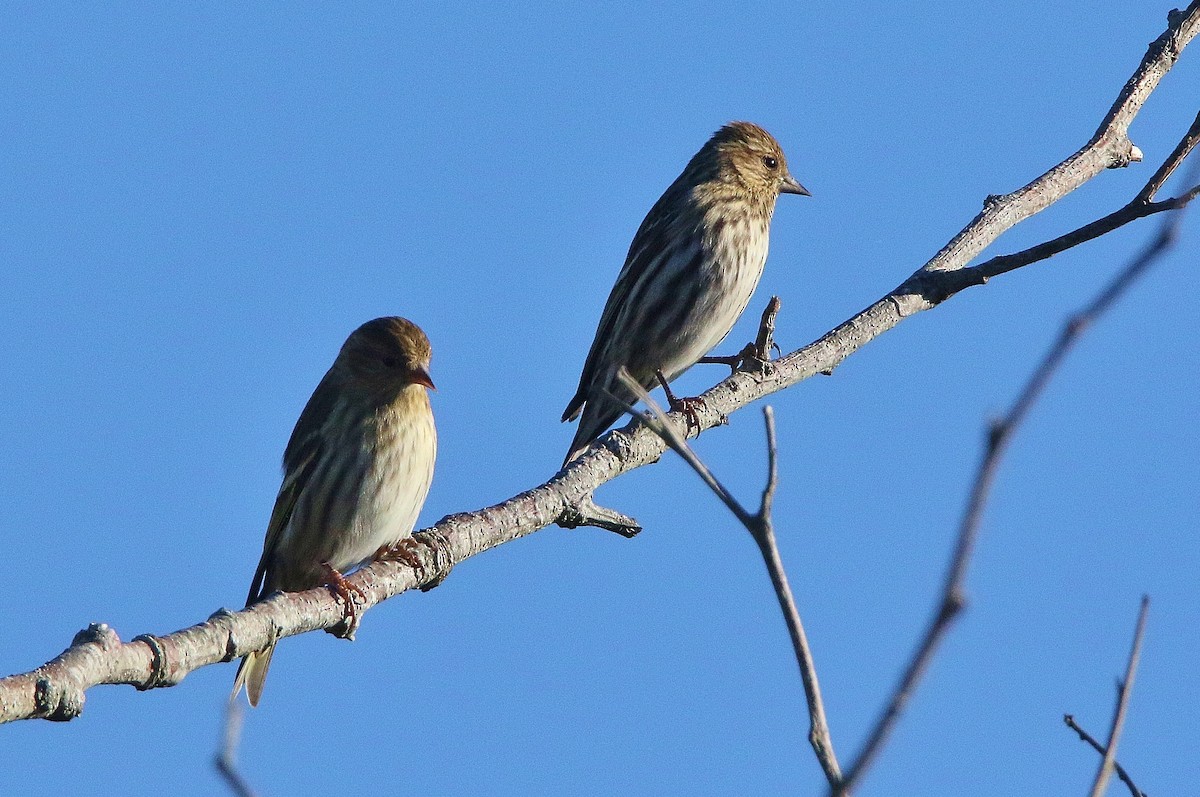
[{"left": 3, "top": 3, "right": 1197, "bottom": 795}]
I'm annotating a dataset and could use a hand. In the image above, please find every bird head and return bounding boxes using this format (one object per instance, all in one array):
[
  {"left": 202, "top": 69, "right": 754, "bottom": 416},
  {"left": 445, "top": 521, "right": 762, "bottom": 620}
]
[
  {"left": 338, "top": 316, "right": 435, "bottom": 391},
  {"left": 704, "top": 121, "right": 810, "bottom": 200}
]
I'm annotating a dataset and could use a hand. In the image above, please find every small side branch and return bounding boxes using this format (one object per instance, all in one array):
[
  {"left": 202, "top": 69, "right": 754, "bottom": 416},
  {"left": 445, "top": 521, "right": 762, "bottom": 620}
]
[
  {"left": 754, "top": 296, "right": 784, "bottom": 363},
  {"left": 1064, "top": 715, "right": 1146, "bottom": 797},
  {"left": 1087, "top": 597, "right": 1151, "bottom": 797},
  {"left": 615, "top": 370, "right": 844, "bottom": 790},
  {"left": 699, "top": 296, "right": 784, "bottom": 374}
]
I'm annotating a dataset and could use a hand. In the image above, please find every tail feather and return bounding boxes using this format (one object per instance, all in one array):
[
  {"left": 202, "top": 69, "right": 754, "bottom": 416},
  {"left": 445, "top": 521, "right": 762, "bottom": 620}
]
[
  {"left": 232, "top": 644, "right": 276, "bottom": 707},
  {"left": 563, "top": 392, "right": 627, "bottom": 466},
  {"left": 561, "top": 390, "right": 585, "bottom": 424}
]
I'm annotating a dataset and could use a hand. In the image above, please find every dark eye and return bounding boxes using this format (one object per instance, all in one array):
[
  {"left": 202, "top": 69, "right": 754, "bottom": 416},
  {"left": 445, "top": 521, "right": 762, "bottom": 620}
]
[
  {"left": 762, "top": 156, "right": 778, "bottom": 170},
  {"left": 382, "top": 357, "right": 401, "bottom": 369}
]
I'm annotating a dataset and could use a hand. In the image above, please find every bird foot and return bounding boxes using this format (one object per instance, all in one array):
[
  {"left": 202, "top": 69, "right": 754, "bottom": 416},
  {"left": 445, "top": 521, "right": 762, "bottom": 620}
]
[
  {"left": 670, "top": 395, "right": 708, "bottom": 434},
  {"left": 320, "top": 562, "right": 367, "bottom": 639},
  {"left": 655, "top": 370, "right": 707, "bottom": 435},
  {"left": 375, "top": 537, "right": 427, "bottom": 571},
  {"left": 376, "top": 535, "right": 453, "bottom": 591}
]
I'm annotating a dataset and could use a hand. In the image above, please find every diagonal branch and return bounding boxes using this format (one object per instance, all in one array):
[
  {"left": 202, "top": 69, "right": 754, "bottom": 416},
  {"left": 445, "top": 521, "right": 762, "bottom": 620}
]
[
  {"left": 964, "top": 109, "right": 1200, "bottom": 284},
  {"left": 614, "top": 370, "right": 844, "bottom": 790},
  {"left": 1, "top": 2, "right": 1197, "bottom": 726},
  {"left": 215, "top": 699, "right": 258, "bottom": 797},
  {"left": 1087, "top": 597, "right": 1151, "bottom": 797},
  {"left": 610, "top": 372, "right": 753, "bottom": 527}
]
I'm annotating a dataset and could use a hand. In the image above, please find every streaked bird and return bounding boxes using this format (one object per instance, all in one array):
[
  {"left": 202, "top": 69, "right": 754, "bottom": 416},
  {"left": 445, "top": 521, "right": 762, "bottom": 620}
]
[
  {"left": 562, "top": 121, "right": 808, "bottom": 462},
  {"left": 559, "top": 121, "right": 806, "bottom": 463},
  {"left": 233, "top": 316, "right": 437, "bottom": 706}
]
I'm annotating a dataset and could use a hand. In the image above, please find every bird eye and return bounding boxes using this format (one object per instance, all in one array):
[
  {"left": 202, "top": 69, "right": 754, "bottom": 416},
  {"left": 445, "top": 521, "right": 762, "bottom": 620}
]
[
  {"left": 382, "top": 357, "right": 401, "bottom": 369},
  {"left": 762, "top": 156, "right": 778, "bottom": 170}
]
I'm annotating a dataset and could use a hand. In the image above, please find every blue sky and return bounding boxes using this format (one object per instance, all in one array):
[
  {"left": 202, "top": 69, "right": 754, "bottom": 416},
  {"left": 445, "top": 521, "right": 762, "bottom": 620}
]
[{"left": 3, "top": 3, "right": 1197, "bottom": 795}]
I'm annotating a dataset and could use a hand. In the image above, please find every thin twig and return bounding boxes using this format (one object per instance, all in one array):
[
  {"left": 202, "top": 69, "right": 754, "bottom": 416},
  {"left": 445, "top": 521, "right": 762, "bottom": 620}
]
[
  {"left": 698, "top": 296, "right": 784, "bottom": 373},
  {"left": 1088, "top": 596, "right": 1151, "bottom": 797},
  {"left": 614, "top": 369, "right": 844, "bottom": 789},
  {"left": 215, "top": 699, "right": 258, "bottom": 797},
  {"left": 755, "top": 296, "right": 784, "bottom": 360},
  {"left": 610, "top": 372, "right": 748, "bottom": 524},
  {"left": 833, "top": 134, "right": 1200, "bottom": 797},
  {"left": 1064, "top": 714, "right": 1147, "bottom": 797},
  {"left": 754, "top": 408, "right": 842, "bottom": 787}
]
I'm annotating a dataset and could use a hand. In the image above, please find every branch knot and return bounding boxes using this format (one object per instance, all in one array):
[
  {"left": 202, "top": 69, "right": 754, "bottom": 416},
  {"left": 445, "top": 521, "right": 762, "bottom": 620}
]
[
  {"left": 132, "top": 634, "right": 171, "bottom": 691},
  {"left": 72, "top": 622, "right": 119, "bottom": 649}
]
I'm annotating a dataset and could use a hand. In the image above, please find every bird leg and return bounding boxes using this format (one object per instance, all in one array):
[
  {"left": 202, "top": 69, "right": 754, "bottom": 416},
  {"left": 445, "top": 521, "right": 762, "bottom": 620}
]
[
  {"left": 655, "top": 370, "right": 707, "bottom": 435},
  {"left": 320, "top": 562, "right": 368, "bottom": 639}
]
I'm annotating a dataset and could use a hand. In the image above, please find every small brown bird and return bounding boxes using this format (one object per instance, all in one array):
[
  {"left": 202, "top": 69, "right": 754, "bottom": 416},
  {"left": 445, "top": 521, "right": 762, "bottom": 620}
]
[
  {"left": 562, "top": 121, "right": 808, "bottom": 463},
  {"left": 233, "top": 317, "right": 437, "bottom": 706}
]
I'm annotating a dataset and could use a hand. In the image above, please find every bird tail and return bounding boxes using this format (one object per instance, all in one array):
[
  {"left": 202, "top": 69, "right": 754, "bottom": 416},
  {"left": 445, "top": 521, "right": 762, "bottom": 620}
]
[
  {"left": 562, "top": 394, "right": 627, "bottom": 467},
  {"left": 231, "top": 643, "right": 275, "bottom": 707},
  {"left": 561, "top": 387, "right": 586, "bottom": 425}
]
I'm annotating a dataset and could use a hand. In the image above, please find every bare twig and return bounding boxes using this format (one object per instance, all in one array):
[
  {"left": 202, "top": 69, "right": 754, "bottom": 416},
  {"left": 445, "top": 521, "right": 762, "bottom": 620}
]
[
  {"left": 2, "top": 4, "right": 1197, "bottom": 725},
  {"left": 1064, "top": 714, "right": 1147, "bottom": 797},
  {"left": 699, "top": 296, "right": 784, "bottom": 373},
  {"left": 614, "top": 369, "right": 844, "bottom": 789},
  {"left": 215, "top": 699, "right": 258, "bottom": 797},
  {"left": 753, "top": 409, "right": 842, "bottom": 787},
  {"left": 557, "top": 494, "right": 643, "bottom": 537},
  {"left": 833, "top": 116, "right": 1200, "bottom": 797},
  {"left": 1088, "top": 597, "right": 1151, "bottom": 797},
  {"left": 754, "top": 296, "right": 784, "bottom": 361}
]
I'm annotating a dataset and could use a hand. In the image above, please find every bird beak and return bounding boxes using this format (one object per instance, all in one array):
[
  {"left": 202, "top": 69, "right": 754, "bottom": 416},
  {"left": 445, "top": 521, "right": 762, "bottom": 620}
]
[
  {"left": 780, "top": 174, "right": 811, "bottom": 196},
  {"left": 412, "top": 366, "right": 436, "bottom": 391}
]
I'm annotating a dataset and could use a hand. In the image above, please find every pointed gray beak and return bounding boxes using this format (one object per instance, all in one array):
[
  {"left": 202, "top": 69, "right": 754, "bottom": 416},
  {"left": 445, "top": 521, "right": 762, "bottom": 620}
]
[
  {"left": 412, "top": 365, "right": 436, "bottom": 391},
  {"left": 780, "top": 174, "right": 811, "bottom": 196}
]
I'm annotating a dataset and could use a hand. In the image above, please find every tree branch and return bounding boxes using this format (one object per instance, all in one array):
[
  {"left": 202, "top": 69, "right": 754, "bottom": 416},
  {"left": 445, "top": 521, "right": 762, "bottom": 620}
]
[
  {"left": 698, "top": 296, "right": 784, "bottom": 373},
  {"left": 215, "top": 699, "right": 258, "bottom": 797},
  {"left": 1088, "top": 597, "right": 1151, "bottom": 797},
  {"left": 614, "top": 370, "right": 844, "bottom": 789},
  {"left": 1064, "top": 715, "right": 1147, "bottom": 797},
  {"left": 832, "top": 143, "right": 1199, "bottom": 797},
  {"left": 966, "top": 109, "right": 1200, "bottom": 283},
  {"left": 1, "top": 1, "right": 1197, "bottom": 726}
]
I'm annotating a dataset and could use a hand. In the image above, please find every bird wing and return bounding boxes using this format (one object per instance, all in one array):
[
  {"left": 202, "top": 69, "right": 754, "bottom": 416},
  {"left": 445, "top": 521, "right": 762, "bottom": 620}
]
[
  {"left": 244, "top": 366, "right": 342, "bottom": 606},
  {"left": 562, "top": 186, "right": 684, "bottom": 423}
]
